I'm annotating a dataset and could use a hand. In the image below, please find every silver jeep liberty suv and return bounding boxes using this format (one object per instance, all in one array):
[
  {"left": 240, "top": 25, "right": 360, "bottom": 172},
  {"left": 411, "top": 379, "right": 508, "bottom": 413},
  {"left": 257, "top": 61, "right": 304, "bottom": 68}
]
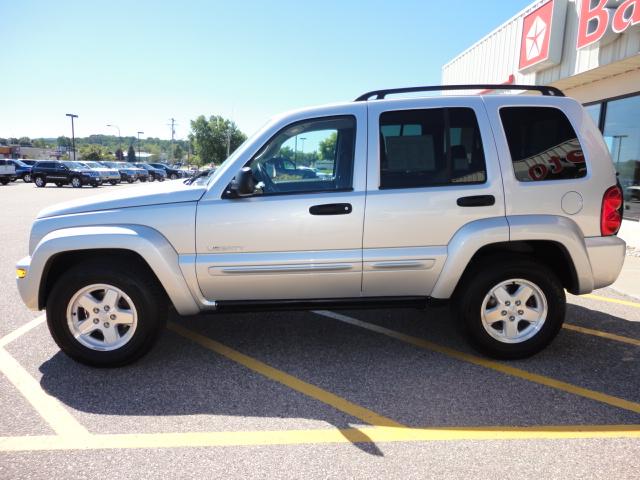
[{"left": 16, "top": 84, "right": 626, "bottom": 366}]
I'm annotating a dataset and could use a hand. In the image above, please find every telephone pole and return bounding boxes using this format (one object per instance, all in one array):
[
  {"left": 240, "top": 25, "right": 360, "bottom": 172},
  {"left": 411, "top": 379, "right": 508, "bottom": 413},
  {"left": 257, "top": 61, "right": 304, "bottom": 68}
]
[{"left": 168, "top": 118, "right": 176, "bottom": 163}]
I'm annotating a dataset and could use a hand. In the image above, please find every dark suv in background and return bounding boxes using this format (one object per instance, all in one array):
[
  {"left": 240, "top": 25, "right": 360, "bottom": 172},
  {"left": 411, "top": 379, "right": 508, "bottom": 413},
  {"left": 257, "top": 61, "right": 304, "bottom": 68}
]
[
  {"left": 31, "top": 161, "right": 102, "bottom": 188},
  {"left": 134, "top": 163, "right": 166, "bottom": 181},
  {"left": 149, "top": 163, "right": 183, "bottom": 179}
]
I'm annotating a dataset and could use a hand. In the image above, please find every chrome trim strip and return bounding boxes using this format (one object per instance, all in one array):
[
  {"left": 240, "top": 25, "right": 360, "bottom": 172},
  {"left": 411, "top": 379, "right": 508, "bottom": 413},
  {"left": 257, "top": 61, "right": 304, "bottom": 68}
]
[
  {"left": 210, "top": 263, "right": 354, "bottom": 275},
  {"left": 370, "top": 260, "right": 434, "bottom": 270}
]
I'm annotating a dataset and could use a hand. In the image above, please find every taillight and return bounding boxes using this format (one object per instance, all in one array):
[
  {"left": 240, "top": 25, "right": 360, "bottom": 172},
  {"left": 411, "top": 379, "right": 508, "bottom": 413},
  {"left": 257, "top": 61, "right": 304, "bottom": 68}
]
[{"left": 601, "top": 185, "right": 623, "bottom": 236}]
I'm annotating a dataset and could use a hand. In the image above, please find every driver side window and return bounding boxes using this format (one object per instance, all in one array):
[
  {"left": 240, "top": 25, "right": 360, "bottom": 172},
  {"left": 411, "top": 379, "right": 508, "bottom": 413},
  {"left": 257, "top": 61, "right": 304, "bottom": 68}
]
[{"left": 247, "top": 116, "right": 356, "bottom": 195}]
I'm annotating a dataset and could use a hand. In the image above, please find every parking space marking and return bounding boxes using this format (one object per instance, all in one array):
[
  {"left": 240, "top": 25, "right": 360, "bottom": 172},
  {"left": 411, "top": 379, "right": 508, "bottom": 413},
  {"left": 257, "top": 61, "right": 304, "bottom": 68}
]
[
  {"left": 0, "top": 315, "right": 46, "bottom": 348},
  {"left": 2, "top": 424, "right": 640, "bottom": 452},
  {"left": 582, "top": 294, "right": 640, "bottom": 309},
  {"left": 168, "top": 322, "right": 404, "bottom": 428},
  {"left": 314, "top": 311, "right": 640, "bottom": 415},
  {"left": 563, "top": 323, "right": 640, "bottom": 347},
  {"left": 0, "top": 347, "right": 88, "bottom": 436}
]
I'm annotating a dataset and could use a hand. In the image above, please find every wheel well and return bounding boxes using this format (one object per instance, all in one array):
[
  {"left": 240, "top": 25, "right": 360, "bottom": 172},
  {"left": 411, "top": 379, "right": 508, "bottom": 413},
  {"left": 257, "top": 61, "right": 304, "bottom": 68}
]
[
  {"left": 39, "top": 249, "right": 169, "bottom": 310},
  {"left": 464, "top": 241, "right": 579, "bottom": 294}
]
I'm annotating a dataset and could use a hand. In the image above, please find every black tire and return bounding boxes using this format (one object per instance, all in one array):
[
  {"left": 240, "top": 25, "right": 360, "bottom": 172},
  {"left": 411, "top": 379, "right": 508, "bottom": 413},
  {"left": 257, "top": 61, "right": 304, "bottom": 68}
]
[
  {"left": 34, "top": 176, "right": 46, "bottom": 187},
  {"left": 109, "top": 180, "right": 118, "bottom": 185},
  {"left": 127, "top": 177, "right": 134, "bottom": 183},
  {"left": 71, "top": 176, "right": 82, "bottom": 188},
  {"left": 46, "top": 260, "right": 167, "bottom": 367},
  {"left": 23, "top": 173, "right": 32, "bottom": 183},
  {"left": 55, "top": 182, "right": 64, "bottom": 188},
  {"left": 140, "top": 177, "right": 147, "bottom": 182},
  {"left": 10, "top": 178, "right": 16, "bottom": 182},
  {"left": 454, "top": 255, "right": 565, "bottom": 359},
  {"left": 0, "top": 178, "right": 9, "bottom": 185},
  {"left": 170, "top": 173, "right": 178, "bottom": 180}
]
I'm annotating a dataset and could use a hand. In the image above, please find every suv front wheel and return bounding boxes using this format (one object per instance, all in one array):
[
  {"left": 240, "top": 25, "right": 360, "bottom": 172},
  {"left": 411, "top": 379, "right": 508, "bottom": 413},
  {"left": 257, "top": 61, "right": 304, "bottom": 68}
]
[
  {"left": 455, "top": 256, "right": 565, "bottom": 359},
  {"left": 46, "top": 261, "right": 166, "bottom": 367}
]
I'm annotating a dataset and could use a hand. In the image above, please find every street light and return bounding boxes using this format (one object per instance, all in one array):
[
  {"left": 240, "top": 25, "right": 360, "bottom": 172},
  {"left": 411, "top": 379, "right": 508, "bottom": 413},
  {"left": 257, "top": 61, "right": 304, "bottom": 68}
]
[
  {"left": 612, "top": 134, "right": 628, "bottom": 172},
  {"left": 137, "top": 131, "right": 144, "bottom": 162},
  {"left": 106, "top": 124, "right": 121, "bottom": 154},
  {"left": 65, "top": 113, "right": 78, "bottom": 161}
]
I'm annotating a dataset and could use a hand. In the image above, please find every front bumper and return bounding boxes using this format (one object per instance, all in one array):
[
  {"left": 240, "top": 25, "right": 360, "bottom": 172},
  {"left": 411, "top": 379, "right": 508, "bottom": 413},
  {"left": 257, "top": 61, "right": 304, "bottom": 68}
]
[
  {"left": 16, "top": 256, "right": 38, "bottom": 310},
  {"left": 585, "top": 236, "right": 626, "bottom": 290}
]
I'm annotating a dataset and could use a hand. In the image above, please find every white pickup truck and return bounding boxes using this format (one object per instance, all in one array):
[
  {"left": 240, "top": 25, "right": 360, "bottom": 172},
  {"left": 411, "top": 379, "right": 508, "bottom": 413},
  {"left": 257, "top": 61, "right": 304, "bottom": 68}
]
[{"left": 0, "top": 159, "right": 17, "bottom": 185}]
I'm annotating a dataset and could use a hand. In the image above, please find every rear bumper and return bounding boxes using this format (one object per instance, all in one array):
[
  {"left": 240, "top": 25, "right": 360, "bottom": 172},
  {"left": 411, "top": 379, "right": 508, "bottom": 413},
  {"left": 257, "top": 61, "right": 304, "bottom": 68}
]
[{"left": 585, "top": 236, "right": 626, "bottom": 290}]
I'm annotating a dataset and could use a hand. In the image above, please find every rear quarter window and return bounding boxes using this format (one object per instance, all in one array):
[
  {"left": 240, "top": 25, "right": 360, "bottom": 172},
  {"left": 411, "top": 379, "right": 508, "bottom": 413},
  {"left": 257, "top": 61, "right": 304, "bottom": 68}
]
[{"left": 500, "top": 106, "right": 586, "bottom": 182}]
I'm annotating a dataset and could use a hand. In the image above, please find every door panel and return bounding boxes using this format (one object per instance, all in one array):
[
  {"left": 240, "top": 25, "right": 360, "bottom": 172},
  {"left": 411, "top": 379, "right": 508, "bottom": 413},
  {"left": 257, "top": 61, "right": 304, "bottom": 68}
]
[
  {"left": 195, "top": 106, "right": 367, "bottom": 302},
  {"left": 362, "top": 97, "right": 505, "bottom": 297}
]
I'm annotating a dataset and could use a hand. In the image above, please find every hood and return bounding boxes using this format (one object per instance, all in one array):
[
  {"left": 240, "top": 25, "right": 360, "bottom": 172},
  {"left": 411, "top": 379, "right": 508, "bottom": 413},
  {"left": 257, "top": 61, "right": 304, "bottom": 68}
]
[{"left": 38, "top": 180, "right": 207, "bottom": 219}]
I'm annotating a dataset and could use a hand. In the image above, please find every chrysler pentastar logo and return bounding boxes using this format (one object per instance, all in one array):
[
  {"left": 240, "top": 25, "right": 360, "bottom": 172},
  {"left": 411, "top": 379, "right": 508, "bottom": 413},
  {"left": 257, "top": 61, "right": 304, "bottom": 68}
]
[{"left": 525, "top": 15, "right": 547, "bottom": 61}]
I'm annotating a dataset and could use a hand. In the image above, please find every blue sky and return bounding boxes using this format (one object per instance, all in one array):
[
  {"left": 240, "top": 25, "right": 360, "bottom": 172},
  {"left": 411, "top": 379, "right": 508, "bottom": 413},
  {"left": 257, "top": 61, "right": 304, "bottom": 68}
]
[{"left": 2, "top": 0, "right": 532, "bottom": 141}]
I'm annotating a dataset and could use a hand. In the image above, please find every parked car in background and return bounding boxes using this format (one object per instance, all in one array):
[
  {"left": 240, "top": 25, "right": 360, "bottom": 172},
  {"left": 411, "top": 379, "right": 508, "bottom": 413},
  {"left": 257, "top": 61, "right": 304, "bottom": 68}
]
[
  {"left": 31, "top": 161, "right": 102, "bottom": 188},
  {"left": 79, "top": 161, "right": 121, "bottom": 185},
  {"left": 6, "top": 159, "right": 33, "bottom": 182},
  {"left": 134, "top": 163, "right": 166, "bottom": 181},
  {"left": 0, "top": 159, "right": 17, "bottom": 185},
  {"left": 125, "top": 162, "right": 149, "bottom": 182},
  {"left": 149, "top": 163, "right": 184, "bottom": 180},
  {"left": 100, "top": 161, "right": 140, "bottom": 183}
]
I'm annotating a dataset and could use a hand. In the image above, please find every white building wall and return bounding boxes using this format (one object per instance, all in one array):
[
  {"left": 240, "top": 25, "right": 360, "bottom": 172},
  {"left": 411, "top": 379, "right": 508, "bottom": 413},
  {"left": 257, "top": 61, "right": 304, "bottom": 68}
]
[{"left": 442, "top": 0, "right": 640, "bottom": 88}]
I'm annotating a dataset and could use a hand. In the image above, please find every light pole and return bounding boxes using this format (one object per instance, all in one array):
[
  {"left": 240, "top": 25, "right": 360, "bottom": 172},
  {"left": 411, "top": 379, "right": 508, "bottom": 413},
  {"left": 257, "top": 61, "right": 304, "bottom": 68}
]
[
  {"left": 299, "top": 137, "right": 306, "bottom": 163},
  {"left": 66, "top": 113, "right": 78, "bottom": 161},
  {"left": 107, "top": 124, "right": 121, "bottom": 155},
  {"left": 612, "top": 134, "right": 628, "bottom": 172},
  {"left": 137, "top": 131, "right": 144, "bottom": 162}
]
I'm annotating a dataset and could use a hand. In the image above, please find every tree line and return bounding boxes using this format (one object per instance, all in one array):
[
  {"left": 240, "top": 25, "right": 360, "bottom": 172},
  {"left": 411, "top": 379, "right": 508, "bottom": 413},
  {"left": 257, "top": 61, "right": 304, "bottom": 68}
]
[{"left": 2, "top": 113, "right": 248, "bottom": 166}]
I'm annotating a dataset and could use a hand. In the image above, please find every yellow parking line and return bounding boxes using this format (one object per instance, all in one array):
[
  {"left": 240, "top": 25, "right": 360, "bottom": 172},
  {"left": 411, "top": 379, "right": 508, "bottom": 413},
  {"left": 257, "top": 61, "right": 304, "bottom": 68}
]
[
  {"left": 0, "top": 315, "right": 46, "bottom": 348},
  {"left": 314, "top": 311, "right": 640, "bottom": 415},
  {"left": 0, "top": 348, "right": 88, "bottom": 436},
  {"left": 581, "top": 293, "right": 640, "bottom": 309},
  {"left": 2, "top": 424, "right": 640, "bottom": 452},
  {"left": 563, "top": 323, "right": 640, "bottom": 347},
  {"left": 168, "top": 322, "right": 403, "bottom": 428}
]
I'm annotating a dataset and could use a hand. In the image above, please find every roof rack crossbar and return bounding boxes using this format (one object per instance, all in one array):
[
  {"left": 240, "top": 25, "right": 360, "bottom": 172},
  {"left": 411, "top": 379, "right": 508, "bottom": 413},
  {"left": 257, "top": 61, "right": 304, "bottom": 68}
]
[{"left": 354, "top": 84, "right": 565, "bottom": 101}]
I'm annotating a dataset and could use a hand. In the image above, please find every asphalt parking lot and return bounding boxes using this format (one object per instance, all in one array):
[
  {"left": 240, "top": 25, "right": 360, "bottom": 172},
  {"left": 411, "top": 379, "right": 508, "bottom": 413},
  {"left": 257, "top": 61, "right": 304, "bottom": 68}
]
[{"left": 1, "top": 181, "right": 639, "bottom": 479}]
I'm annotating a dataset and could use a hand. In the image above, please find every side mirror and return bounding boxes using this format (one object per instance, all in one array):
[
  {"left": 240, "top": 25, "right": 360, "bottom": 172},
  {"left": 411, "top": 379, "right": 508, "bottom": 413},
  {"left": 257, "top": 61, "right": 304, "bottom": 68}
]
[{"left": 227, "top": 167, "right": 255, "bottom": 198}]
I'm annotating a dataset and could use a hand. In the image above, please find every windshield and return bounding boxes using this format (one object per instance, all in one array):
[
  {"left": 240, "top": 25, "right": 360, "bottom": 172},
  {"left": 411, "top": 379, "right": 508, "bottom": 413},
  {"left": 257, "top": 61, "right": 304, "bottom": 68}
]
[
  {"left": 124, "top": 163, "right": 137, "bottom": 168},
  {"left": 13, "top": 159, "right": 29, "bottom": 167},
  {"left": 205, "top": 123, "right": 269, "bottom": 186},
  {"left": 84, "top": 161, "right": 102, "bottom": 168}
]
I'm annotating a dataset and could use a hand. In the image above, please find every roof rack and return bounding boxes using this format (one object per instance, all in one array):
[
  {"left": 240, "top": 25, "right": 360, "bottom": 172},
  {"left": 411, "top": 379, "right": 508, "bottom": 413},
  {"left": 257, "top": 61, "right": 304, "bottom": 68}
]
[{"left": 354, "top": 84, "right": 565, "bottom": 101}]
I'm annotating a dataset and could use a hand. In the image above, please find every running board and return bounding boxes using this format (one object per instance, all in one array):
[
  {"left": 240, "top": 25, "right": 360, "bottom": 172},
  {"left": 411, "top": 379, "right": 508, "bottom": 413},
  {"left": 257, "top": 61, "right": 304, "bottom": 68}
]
[{"left": 208, "top": 296, "right": 437, "bottom": 314}]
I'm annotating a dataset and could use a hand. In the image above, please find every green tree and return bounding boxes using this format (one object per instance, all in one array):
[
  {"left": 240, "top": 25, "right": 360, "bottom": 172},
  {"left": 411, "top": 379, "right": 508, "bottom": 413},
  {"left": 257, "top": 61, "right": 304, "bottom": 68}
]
[
  {"left": 57, "top": 136, "right": 71, "bottom": 148},
  {"left": 8, "top": 137, "right": 18, "bottom": 145},
  {"left": 318, "top": 132, "right": 337, "bottom": 161},
  {"left": 127, "top": 145, "right": 136, "bottom": 162},
  {"left": 32, "top": 139, "right": 47, "bottom": 148},
  {"left": 115, "top": 148, "right": 124, "bottom": 161},
  {"left": 80, "top": 144, "right": 110, "bottom": 161},
  {"left": 189, "top": 115, "right": 247, "bottom": 166},
  {"left": 18, "top": 137, "right": 31, "bottom": 146}
]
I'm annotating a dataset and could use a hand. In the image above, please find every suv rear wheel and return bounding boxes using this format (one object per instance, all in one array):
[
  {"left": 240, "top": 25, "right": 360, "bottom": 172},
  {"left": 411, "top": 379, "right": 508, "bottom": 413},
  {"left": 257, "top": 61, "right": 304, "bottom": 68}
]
[
  {"left": 46, "top": 261, "right": 167, "bottom": 367},
  {"left": 70, "top": 176, "right": 82, "bottom": 188},
  {"left": 455, "top": 255, "right": 565, "bottom": 359}
]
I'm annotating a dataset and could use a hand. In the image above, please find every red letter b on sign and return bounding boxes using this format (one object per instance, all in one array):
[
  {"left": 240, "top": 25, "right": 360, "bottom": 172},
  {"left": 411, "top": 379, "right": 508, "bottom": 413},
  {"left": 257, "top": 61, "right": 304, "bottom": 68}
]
[{"left": 577, "top": 0, "right": 610, "bottom": 48}]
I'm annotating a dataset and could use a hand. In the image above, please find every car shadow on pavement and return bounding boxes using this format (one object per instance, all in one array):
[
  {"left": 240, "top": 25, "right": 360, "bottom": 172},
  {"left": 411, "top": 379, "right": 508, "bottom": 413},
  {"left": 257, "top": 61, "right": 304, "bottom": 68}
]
[{"left": 37, "top": 305, "right": 640, "bottom": 456}]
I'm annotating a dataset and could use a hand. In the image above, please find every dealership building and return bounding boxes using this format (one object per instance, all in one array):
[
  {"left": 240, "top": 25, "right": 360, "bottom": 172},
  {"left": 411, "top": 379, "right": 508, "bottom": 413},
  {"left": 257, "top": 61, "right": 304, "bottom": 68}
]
[{"left": 442, "top": 0, "right": 640, "bottom": 223}]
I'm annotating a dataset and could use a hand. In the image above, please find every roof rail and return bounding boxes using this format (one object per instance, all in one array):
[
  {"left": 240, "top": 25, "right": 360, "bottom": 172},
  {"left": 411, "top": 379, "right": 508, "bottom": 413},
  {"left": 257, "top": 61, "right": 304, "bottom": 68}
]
[{"left": 354, "top": 84, "right": 565, "bottom": 101}]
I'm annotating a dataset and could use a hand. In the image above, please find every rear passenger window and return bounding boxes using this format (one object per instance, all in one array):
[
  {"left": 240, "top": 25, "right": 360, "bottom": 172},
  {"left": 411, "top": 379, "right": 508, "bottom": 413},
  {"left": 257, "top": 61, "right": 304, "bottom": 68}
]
[
  {"left": 500, "top": 107, "right": 586, "bottom": 182},
  {"left": 379, "top": 108, "right": 486, "bottom": 189}
]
